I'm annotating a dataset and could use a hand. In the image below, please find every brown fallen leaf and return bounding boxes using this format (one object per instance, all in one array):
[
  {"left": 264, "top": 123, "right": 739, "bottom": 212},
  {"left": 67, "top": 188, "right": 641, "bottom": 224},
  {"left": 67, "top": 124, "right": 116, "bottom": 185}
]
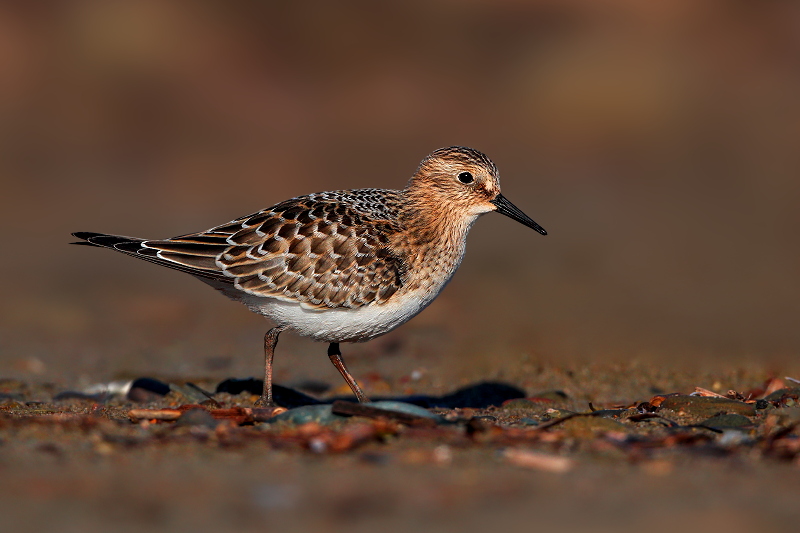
[
  {"left": 692, "top": 387, "right": 751, "bottom": 402},
  {"left": 764, "top": 378, "right": 787, "bottom": 397},
  {"left": 693, "top": 387, "right": 727, "bottom": 398},
  {"left": 647, "top": 394, "right": 672, "bottom": 408}
]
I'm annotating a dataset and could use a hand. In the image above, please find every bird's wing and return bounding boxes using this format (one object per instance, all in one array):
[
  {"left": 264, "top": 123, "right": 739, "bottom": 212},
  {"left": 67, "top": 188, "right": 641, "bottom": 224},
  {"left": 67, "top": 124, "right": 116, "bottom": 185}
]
[{"left": 75, "top": 191, "right": 409, "bottom": 310}]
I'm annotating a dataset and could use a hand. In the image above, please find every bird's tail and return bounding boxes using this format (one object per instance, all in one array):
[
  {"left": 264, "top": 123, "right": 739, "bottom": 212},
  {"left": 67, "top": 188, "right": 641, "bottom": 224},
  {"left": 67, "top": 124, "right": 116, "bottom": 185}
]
[{"left": 70, "top": 231, "right": 231, "bottom": 283}]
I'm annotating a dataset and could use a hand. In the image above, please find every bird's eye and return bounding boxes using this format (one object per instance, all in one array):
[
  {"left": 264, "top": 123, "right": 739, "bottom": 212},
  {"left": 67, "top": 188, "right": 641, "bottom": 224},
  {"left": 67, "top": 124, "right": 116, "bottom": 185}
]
[{"left": 457, "top": 171, "right": 474, "bottom": 184}]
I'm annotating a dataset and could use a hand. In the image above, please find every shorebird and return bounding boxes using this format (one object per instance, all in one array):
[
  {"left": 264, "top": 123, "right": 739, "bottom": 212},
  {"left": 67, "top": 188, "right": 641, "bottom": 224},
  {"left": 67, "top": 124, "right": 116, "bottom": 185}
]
[{"left": 73, "top": 146, "right": 546, "bottom": 406}]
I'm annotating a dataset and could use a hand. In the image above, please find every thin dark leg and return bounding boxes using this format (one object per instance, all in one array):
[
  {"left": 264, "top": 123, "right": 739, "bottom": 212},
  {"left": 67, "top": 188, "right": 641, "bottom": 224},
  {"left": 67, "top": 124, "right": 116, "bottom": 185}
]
[
  {"left": 255, "top": 327, "right": 283, "bottom": 407},
  {"left": 328, "top": 343, "right": 370, "bottom": 403}
]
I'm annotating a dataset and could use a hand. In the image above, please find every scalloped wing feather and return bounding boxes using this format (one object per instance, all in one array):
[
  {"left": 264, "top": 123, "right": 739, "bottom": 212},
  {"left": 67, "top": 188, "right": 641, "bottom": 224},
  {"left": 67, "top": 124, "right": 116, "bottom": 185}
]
[{"left": 144, "top": 190, "right": 408, "bottom": 310}]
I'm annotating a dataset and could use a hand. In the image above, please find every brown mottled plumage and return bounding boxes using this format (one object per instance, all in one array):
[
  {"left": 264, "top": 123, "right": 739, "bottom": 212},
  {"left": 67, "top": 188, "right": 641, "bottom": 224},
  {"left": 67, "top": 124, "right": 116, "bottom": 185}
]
[
  {"left": 72, "top": 146, "right": 546, "bottom": 406},
  {"left": 159, "top": 189, "right": 408, "bottom": 309}
]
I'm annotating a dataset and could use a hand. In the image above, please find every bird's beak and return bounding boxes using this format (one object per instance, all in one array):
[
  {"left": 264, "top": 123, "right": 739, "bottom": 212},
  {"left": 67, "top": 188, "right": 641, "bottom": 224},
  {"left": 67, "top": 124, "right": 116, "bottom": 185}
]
[{"left": 490, "top": 194, "right": 547, "bottom": 235}]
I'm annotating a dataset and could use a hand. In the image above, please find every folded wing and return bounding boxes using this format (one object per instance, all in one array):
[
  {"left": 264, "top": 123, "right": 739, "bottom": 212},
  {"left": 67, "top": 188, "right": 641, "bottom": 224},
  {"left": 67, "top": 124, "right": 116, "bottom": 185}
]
[{"left": 73, "top": 191, "right": 409, "bottom": 309}]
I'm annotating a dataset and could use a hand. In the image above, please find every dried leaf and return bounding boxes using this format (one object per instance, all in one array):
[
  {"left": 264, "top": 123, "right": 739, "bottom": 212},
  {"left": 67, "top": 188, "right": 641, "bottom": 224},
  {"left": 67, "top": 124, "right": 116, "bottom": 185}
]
[{"left": 692, "top": 387, "right": 726, "bottom": 398}]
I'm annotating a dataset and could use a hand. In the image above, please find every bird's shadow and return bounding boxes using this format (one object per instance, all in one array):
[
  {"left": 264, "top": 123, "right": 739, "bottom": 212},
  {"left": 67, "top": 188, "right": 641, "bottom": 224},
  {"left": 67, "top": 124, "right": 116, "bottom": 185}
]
[{"left": 216, "top": 378, "right": 525, "bottom": 409}]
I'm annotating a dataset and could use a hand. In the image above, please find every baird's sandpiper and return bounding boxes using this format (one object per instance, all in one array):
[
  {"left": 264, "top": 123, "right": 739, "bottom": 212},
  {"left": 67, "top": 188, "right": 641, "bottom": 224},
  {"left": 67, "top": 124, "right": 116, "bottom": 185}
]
[{"left": 73, "top": 146, "right": 546, "bottom": 406}]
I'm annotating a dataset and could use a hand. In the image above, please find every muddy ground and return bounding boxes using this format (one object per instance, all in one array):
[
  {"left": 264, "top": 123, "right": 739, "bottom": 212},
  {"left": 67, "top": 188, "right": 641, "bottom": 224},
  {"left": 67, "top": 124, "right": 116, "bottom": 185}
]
[{"left": 2, "top": 358, "right": 799, "bottom": 533}]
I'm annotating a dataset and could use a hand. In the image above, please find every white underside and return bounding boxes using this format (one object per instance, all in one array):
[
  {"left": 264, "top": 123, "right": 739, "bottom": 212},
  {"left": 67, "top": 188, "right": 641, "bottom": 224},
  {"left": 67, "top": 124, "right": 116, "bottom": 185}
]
[
  {"left": 204, "top": 278, "right": 449, "bottom": 343},
  {"left": 247, "top": 290, "right": 434, "bottom": 342}
]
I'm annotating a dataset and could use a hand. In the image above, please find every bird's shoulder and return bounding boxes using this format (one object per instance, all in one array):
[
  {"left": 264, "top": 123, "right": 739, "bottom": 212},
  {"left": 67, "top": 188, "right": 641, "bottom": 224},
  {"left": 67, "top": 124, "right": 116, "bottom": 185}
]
[{"left": 212, "top": 188, "right": 405, "bottom": 241}]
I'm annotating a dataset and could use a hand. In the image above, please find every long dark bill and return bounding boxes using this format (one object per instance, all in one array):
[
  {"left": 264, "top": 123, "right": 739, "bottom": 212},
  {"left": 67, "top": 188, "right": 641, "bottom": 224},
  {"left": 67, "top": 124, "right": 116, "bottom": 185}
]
[{"left": 490, "top": 194, "right": 547, "bottom": 235}]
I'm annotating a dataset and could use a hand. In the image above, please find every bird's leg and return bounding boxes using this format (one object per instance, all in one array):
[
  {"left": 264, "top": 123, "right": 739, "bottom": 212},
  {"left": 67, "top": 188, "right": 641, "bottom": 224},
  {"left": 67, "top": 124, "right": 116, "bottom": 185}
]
[
  {"left": 327, "top": 343, "right": 370, "bottom": 403},
  {"left": 255, "top": 327, "right": 283, "bottom": 407}
]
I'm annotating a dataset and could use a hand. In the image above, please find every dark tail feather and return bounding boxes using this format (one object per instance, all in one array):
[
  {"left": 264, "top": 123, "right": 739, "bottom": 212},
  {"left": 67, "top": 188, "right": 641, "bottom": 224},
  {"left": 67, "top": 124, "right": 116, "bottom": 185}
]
[
  {"left": 72, "top": 232, "right": 145, "bottom": 247},
  {"left": 70, "top": 231, "right": 232, "bottom": 284}
]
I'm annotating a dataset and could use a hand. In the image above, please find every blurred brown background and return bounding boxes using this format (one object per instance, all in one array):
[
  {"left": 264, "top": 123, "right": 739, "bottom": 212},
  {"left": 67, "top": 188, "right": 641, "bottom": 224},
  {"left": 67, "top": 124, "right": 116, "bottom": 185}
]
[{"left": 1, "top": 0, "right": 799, "bottom": 388}]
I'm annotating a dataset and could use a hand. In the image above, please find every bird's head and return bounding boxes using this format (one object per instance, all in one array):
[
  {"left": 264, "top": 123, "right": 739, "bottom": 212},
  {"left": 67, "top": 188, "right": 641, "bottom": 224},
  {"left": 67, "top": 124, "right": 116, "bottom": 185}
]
[{"left": 407, "top": 146, "right": 546, "bottom": 235}]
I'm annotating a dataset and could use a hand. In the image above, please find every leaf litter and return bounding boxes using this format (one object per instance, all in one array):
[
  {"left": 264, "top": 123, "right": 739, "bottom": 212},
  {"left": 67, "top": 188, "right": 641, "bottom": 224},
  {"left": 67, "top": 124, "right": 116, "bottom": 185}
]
[{"left": 1, "top": 374, "right": 798, "bottom": 470}]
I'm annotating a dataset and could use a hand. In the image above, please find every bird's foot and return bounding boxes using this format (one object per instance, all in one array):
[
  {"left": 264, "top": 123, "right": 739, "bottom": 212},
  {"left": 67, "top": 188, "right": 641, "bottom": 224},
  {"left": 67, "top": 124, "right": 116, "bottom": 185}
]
[
  {"left": 254, "top": 396, "right": 275, "bottom": 408},
  {"left": 356, "top": 393, "right": 371, "bottom": 403}
]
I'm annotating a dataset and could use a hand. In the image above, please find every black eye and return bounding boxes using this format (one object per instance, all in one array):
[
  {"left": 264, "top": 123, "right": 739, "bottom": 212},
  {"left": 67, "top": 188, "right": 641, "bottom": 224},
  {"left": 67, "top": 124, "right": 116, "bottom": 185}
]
[{"left": 457, "top": 171, "right": 474, "bottom": 184}]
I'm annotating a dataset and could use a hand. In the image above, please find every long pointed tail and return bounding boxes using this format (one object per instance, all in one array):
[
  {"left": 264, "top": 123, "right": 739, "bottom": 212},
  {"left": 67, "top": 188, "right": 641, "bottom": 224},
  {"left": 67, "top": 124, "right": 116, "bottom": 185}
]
[
  {"left": 72, "top": 232, "right": 147, "bottom": 250},
  {"left": 70, "top": 231, "right": 231, "bottom": 283}
]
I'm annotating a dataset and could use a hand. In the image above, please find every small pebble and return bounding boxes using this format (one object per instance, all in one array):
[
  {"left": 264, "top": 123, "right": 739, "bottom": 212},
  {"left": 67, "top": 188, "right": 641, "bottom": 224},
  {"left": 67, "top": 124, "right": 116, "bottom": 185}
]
[
  {"left": 532, "top": 390, "right": 569, "bottom": 402},
  {"left": 700, "top": 413, "right": 753, "bottom": 429},
  {"left": 367, "top": 401, "right": 443, "bottom": 420},
  {"left": 269, "top": 405, "right": 345, "bottom": 425}
]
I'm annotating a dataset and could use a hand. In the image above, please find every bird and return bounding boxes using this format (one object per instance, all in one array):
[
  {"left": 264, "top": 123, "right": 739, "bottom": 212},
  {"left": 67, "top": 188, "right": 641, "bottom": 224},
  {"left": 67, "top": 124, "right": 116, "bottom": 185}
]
[{"left": 72, "top": 146, "right": 546, "bottom": 406}]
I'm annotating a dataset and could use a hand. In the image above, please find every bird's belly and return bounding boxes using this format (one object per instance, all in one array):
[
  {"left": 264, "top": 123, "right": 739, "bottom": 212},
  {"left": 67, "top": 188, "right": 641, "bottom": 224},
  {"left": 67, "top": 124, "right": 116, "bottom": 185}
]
[{"left": 239, "top": 288, "right": 437, "bottom": 343}]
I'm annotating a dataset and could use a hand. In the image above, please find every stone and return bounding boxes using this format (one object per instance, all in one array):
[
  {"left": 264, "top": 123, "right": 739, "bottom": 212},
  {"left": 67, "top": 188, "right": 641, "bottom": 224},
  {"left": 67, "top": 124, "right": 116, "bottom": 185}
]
[
  {"left": 657, "top": 395, "right": 756, "bottom": 417},
  {"left": 764, "top": 388, "right": 800, "bottom": 402},
  {"left": 533, "top": 390, "right": 569, "bottom": 402},
  {"left": 268, "top": 405, "right": 344, "bottom": 425},
  {"left": 367, "top": 401, "right": 443, "bottom": 420},
  {"left": 700, "top": 414, "right": 753, "bottom": 429}
]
